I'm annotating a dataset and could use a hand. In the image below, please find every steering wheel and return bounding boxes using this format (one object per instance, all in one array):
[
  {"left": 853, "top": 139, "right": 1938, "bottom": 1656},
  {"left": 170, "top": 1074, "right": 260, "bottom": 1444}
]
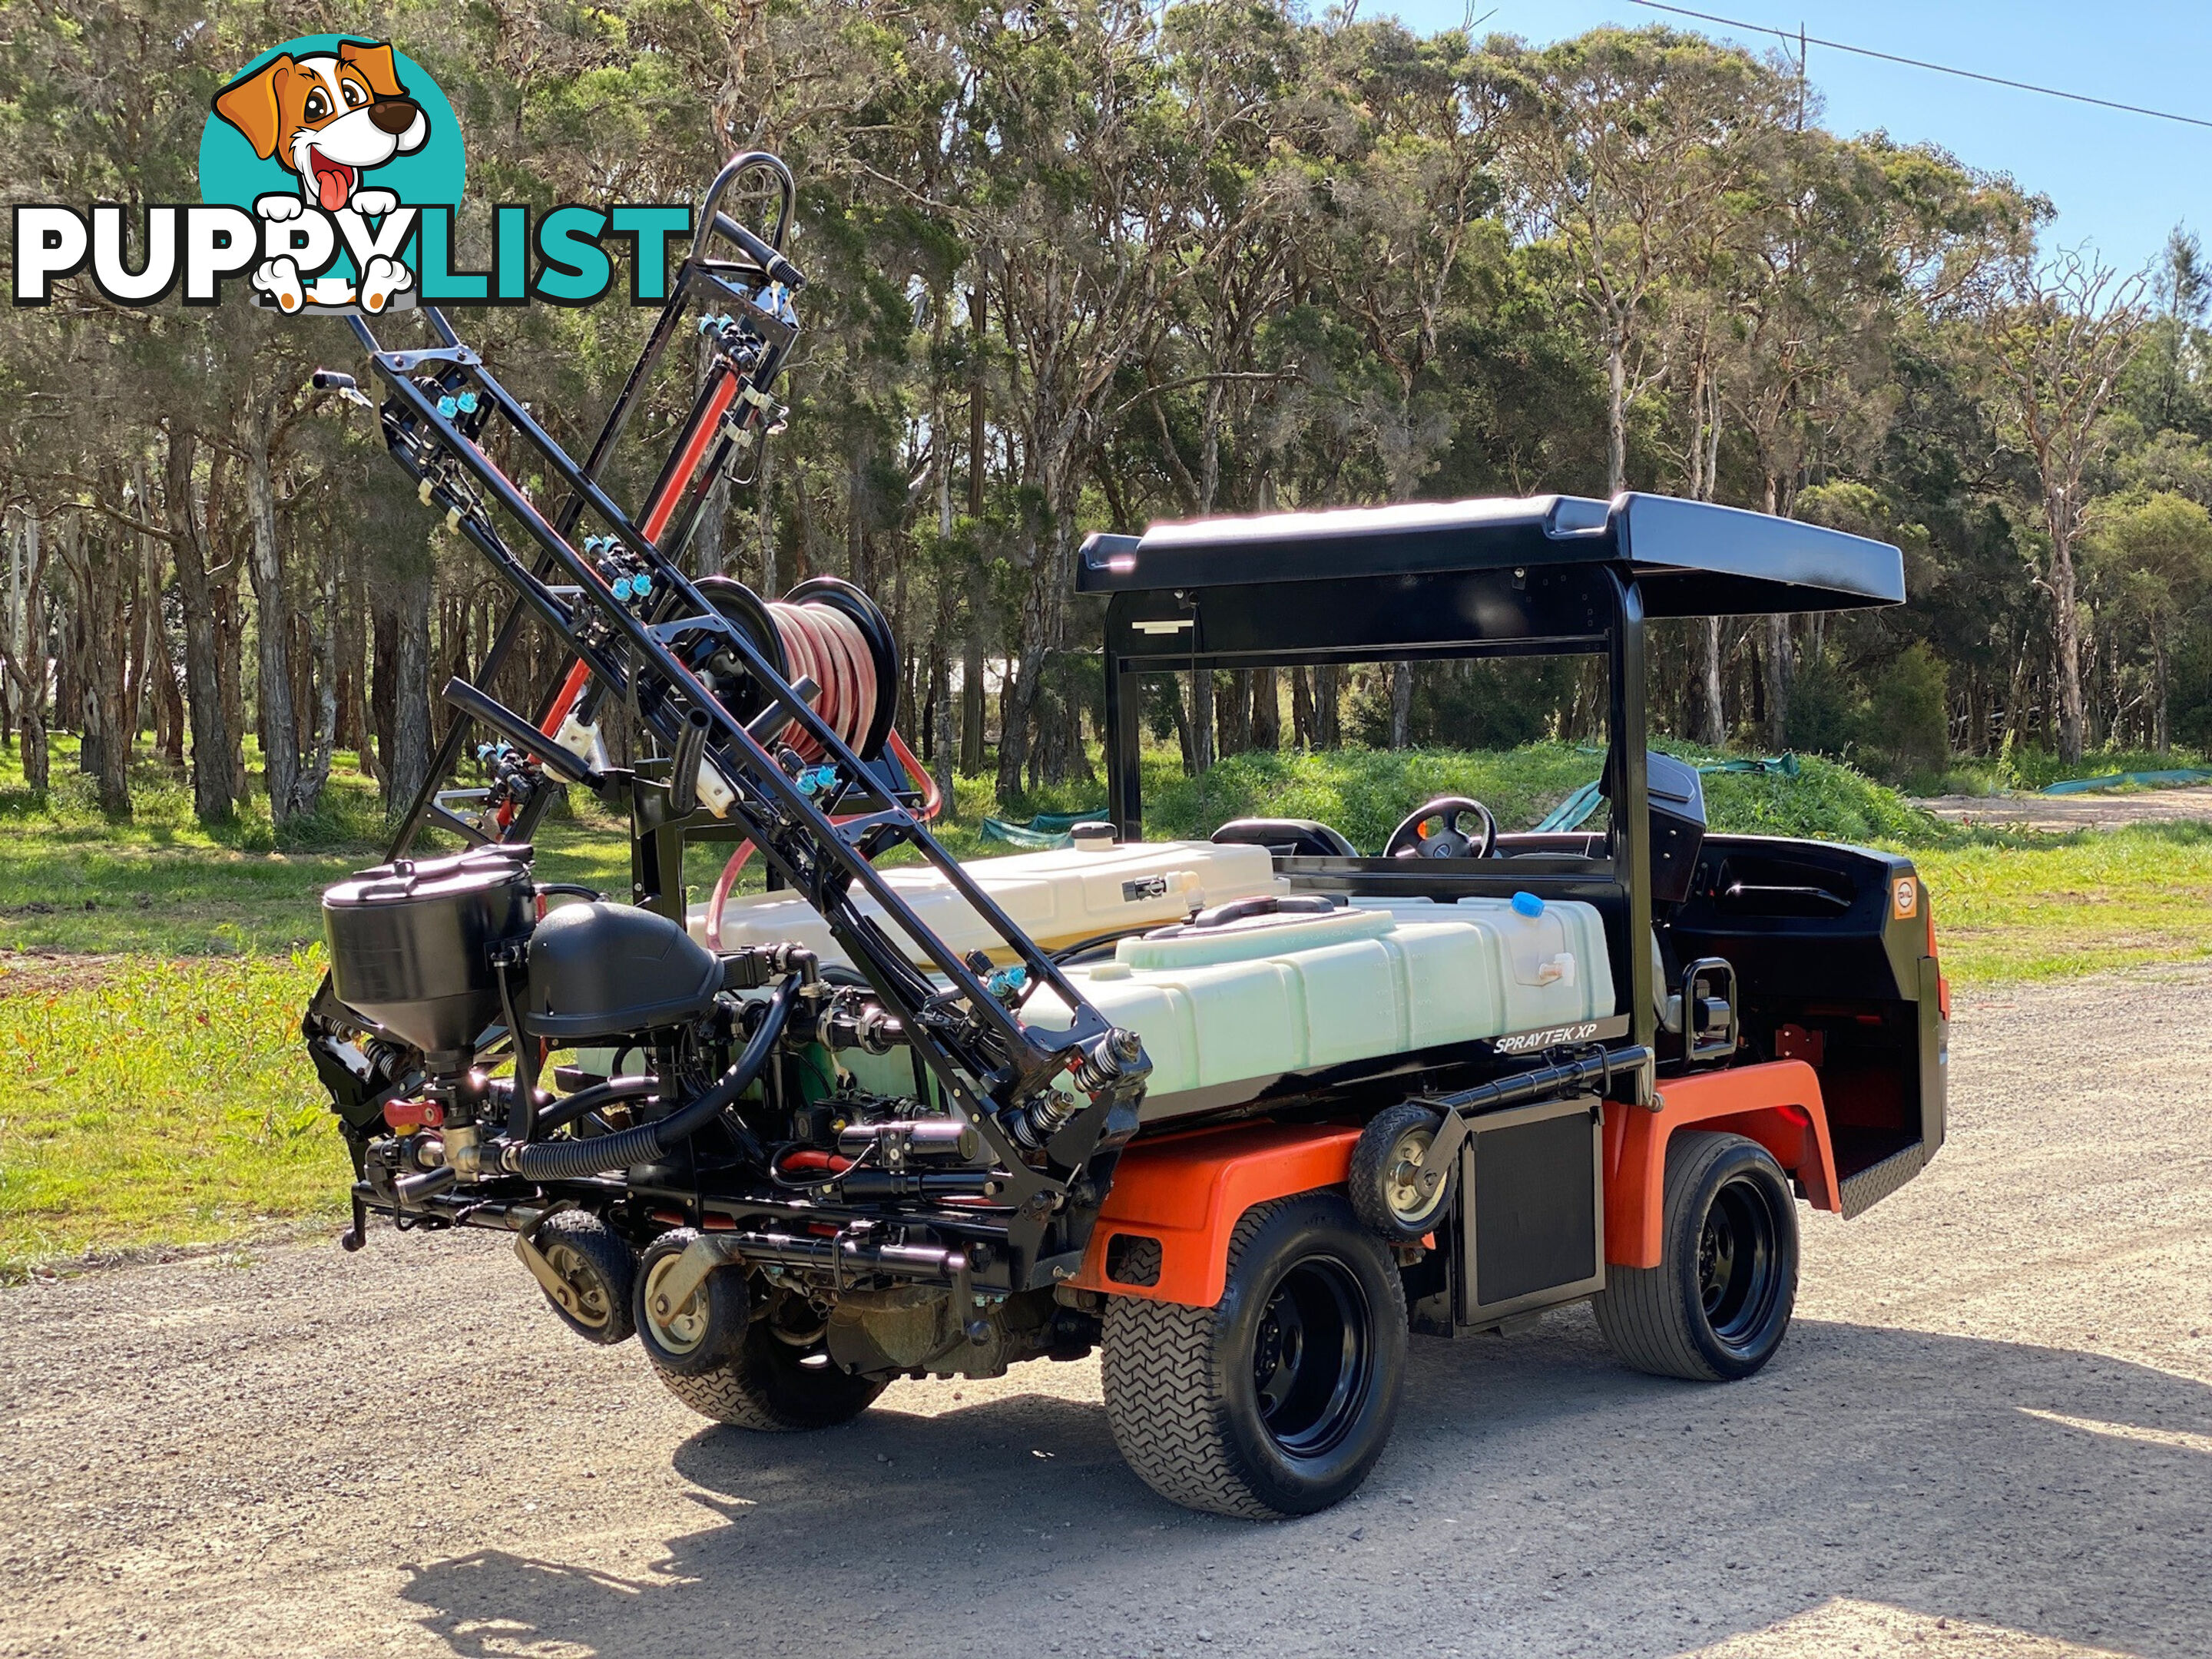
[{"left": 1385, "top": 796, "right": 1498, "bottom": 861}]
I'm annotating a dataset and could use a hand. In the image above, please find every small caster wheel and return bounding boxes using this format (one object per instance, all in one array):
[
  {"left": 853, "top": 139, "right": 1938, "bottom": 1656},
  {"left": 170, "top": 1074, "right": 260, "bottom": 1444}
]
[
  {"left": 634, "top": 1229, "right": 750, "bottom": 1376},
  {"left": 530, "top": 1209, "right": 637, "bottom": 1346},
  {"left": 1349, "top": 1101, "right": 1455, "bottom": 1243}
]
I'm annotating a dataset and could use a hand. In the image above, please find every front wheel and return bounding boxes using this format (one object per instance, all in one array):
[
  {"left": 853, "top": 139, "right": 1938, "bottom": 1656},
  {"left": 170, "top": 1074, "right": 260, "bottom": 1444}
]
[
  {"left": 1101, "top": 1192, "right": 1406, "bottom": 1519},
  {"left": 1592, "top": 1130, "right": 1798, "bottom": 1382}
]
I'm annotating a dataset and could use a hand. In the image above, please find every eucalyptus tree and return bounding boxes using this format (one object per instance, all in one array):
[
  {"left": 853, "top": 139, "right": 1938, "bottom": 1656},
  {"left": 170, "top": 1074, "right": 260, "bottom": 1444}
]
[
  {"left": 1980, "top": 250, "right": 2150, "bottom": 765},
  {"left": 2085, "top": 491, "right": 2212, "bottom": 753},
  {"left": 1496, "top": 26, "right": 1794, "bottom": 498}
]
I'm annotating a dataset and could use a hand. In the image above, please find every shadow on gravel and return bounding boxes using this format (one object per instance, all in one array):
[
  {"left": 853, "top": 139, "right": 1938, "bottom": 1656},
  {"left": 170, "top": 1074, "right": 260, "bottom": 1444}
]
[{"left": 398, "top": 1315, "right": 2212, "bottom": 1658}]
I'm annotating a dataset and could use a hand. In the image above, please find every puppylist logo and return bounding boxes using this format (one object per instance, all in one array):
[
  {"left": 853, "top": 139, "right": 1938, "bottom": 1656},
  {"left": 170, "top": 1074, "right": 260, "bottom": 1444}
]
[{"left": 12, "top": 35, "right": 694, "bottom": 314}]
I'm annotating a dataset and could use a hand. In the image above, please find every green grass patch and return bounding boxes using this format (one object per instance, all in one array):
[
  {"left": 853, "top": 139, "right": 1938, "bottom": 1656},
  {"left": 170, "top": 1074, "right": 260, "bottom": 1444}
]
[
  {"left": 1912, "top": 822, "right": 2212, "bottom": 985},
  {"left": 0, "top": 950, "right": 346, "bottom": 1280},
  {"left": 1922, "top": 742, "right": 2212, "bottom": 796},
  {"left": 0, "top": 736, "right": 634, "bottom": 955}
]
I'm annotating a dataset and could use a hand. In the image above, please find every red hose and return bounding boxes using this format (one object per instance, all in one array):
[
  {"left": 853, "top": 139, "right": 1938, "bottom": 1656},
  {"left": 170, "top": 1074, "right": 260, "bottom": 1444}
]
[{"left": 704, "top": 598, "right": 941, "bottom": 948}]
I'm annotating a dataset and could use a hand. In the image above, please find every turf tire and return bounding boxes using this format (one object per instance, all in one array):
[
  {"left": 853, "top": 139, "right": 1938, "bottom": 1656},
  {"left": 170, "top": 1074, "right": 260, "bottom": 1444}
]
[
  {"left": 648, "top": 1320, "right": 889, "bottom": 1432},
  {"left": 1101, "top": 1191, "right": 1406, "bottom": 1519},
  {"left": 1591, "top": 1130, "right": 1798, "bottom": 1382}
]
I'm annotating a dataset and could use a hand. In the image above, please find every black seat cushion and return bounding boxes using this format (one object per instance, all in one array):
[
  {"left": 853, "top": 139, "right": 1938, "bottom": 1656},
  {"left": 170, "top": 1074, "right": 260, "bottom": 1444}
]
[{"left": 1210, "top": 818, "right": 1359, "bottom": 860}]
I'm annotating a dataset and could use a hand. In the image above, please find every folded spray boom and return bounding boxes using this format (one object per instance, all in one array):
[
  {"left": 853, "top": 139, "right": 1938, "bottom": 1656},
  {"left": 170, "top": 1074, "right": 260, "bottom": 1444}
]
[{"left": 313, "top": 151, "right": 1147, "bottom": 1284}]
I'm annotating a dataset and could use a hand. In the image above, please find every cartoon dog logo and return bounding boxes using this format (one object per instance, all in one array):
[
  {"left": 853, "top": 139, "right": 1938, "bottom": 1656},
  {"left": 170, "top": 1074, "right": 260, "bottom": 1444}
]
[{"left": 211, "top": 40, "right": 426, "bottom": 313}]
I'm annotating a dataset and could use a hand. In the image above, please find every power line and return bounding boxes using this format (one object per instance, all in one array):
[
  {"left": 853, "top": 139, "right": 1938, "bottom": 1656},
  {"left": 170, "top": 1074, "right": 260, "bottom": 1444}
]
[{"left": 1629, "top": 2, "right": 2212, "bottom": 134}]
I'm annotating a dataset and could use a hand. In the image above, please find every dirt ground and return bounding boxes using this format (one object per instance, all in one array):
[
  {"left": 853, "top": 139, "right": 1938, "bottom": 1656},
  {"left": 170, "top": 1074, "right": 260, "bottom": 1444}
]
[
  {"left": 4, "top": 967, "right": 2210, "bottom": 1659},
  {"left": 1913, "top": 785, "right": 2212, "bottom": 833}
]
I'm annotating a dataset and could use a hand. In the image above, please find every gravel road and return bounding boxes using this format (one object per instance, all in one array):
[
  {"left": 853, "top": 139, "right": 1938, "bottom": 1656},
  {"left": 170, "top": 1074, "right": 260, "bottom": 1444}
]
[
  {"left": 1913, "top": 785, "right": 2212, "bottom": 833},
  {"left": 5, "top": 967, "right": 2210, "bottom": 1659}
]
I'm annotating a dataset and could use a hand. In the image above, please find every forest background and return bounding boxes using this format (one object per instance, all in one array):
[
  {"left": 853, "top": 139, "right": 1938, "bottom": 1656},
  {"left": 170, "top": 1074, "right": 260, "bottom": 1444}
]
[{"left": 7, "top": 0, "right": 2212, "bottom": 837}]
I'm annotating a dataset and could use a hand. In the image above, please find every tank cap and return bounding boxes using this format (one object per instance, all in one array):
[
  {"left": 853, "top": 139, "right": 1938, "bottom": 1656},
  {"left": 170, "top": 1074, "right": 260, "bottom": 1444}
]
[
  {"left": 1511, "top": 890, "right": 1545, "bottom": 918},
  {"left": 1071, "top": 821, "right": 1118, "bottom": 851}
]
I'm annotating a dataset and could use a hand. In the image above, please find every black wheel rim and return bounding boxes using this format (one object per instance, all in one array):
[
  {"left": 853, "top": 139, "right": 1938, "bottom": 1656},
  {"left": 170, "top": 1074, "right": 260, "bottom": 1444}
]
[
  {"left": 1250, "top": 1253, "right": 1373, "bottom": 1458},
  {"left": 1697, "top": 1173, "right": 1786, "bottom": 1351}
]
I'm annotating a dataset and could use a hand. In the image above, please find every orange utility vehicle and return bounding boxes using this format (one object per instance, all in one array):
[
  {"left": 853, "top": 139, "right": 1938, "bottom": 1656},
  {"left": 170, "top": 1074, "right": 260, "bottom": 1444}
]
[{"left": 303, "top": 155, "right": 1945, "bottom": 1520}]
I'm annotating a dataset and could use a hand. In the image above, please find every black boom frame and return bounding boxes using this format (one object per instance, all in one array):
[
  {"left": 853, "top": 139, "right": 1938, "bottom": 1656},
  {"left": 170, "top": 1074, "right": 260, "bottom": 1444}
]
[{"left": 328, "top": 154, "right": 1144, "bottom": 1288}]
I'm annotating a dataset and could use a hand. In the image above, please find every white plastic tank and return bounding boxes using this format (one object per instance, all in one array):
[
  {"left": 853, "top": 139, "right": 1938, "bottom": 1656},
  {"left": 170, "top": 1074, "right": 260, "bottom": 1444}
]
[
  {"left": 699, "top": 837, "right": 1278, "bottom": 966},
  {"left": 1021, "top": 892, "right": 1614, "bottom": 1118}
]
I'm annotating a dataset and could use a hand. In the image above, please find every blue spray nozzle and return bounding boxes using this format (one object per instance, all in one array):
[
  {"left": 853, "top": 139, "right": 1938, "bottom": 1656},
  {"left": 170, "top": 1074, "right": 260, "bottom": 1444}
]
[
  {"left": 435, "top": 396, "right": 459, "bottom": 419},
  {"left": 455, "top": 391, "right": 478, "bottom": 414}
]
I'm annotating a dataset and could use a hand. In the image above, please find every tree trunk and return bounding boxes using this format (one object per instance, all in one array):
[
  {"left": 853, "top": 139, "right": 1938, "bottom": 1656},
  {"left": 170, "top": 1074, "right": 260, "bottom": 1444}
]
[
  {"left": 994, "top": 592, "right": 1047, "bottom": 800},
  {"left": 1224, "top": 671, "right": 1252, "bottom": 756},
  {"left": 1701, "top": 617, "right": 1727, "bottom": 747},
  {"left": 1763, "top": 614, "right": 1790, "bottom": 750},
  {"left": 1606, "top": 334, "right": 1629, "bottom": 498},
  {"left": 1314, "top": 664, "right": 1341, "bottom": 749},
  {"left": 243, "top": 401, "right": 300, "bottom": 820},
  {"left": 2153, "top": 620, "right": 2171, "bottom": 756},
  {"left": 61, "top": 512, "right": 131, "bottom": 816},
  {"left": 960, "top": 578, "right": 987, "bottom": 777},
  {"left": 1189, "top": 667, "right": 1214, "bottom": 772},
  {"left": 960, "top": 292, "right": 986, "bottom": 777},
  {"left": 289, "top": 547, "right": 337, "bottom": 819},
  {"left": 6, "top": 506, "right": 49, "bottom": 791},
  {"left": 931, "top": 641, "right": 955, "bottom": 817},
  {"left": 165, "top": 430, "right": 233, "bottom": 820},
  {"left": 1761, "top": 476, "right": 1792, "bottom": 750},
  {"left": 1389, "top": 663, "right": 1412, "bottom": 749},
  {"left": 1250, "top": 667, "right": 1280, "bottom": 750},
  {"left": 370, "top": 603, "right": 398, "bottom": 783},
  {"left": 1290, "top": 666, "right": 1315, "bottom": 750},
  {"left": 2049, "top": 529, "right": 2086, "bottom": 767},
  {"left": 385, "top": 561, "right": 435, "bottom": 825}
]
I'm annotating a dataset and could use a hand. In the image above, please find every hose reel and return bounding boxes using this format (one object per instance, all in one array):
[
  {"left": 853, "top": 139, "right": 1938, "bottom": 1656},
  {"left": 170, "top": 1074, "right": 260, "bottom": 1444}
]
[{"left": 694, "top": 574, "right": 900, "bottom": 763}]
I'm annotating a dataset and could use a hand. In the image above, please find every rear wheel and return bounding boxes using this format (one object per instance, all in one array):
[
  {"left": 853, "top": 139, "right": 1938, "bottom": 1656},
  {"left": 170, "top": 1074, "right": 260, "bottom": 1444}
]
[
  {"left": 1592, "top": 1130, "right": 1797, "bottom": 1382},
  {"left": 647, "top": 1277, "right": 887, "bottom": 1432},
  {"left": 1101, "top": 1192, "right": 1406, "bottom": 1519}
]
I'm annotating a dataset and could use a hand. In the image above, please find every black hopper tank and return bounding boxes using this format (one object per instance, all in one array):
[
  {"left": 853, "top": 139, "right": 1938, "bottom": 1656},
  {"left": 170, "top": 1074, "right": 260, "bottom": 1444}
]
[
  {"left": 522, "top": 902, "right": 724, "bottom": 1042},
  {"left": 322, "top": 845, "right": 536, "bottom": 1069}
]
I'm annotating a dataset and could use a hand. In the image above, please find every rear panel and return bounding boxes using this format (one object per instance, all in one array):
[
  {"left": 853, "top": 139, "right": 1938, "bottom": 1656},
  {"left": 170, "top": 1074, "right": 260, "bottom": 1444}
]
[{"left": 1665, "top": 835, "right": 1946, "bottom": 1212}]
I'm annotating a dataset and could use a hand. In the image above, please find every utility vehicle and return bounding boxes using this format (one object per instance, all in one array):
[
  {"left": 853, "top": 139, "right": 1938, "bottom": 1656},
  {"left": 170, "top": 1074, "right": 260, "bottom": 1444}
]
[{"left": 303, "top": 153, "right": 1949, "bottom": 1520}]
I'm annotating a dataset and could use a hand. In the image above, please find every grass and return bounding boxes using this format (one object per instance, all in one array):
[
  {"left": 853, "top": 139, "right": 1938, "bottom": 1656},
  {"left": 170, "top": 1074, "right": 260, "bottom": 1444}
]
[
  {"left": 0, "top": 737, "right": 631, "bottom": 955},
  {"left": 2, "top": 730, "right": 2210, "bottom": 1279},
  {"left": 1912, "top": 822, "right": 2212, "bottom": 985},
  {"left": 1919, "top": 742, "right": 2212, "bottom": 797},
  {"left": 0, "top": 950, "right": 346, "bottom": 1276}
]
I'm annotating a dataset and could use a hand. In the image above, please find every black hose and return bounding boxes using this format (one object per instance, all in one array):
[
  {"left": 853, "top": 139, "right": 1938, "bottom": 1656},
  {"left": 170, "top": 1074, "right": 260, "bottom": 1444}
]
[
  {"left": 505, "top": 978, "right": 800, "bottom": 1181},
  {"left": 534, "top": 1075, "right": 657, "bottom": 1136}
]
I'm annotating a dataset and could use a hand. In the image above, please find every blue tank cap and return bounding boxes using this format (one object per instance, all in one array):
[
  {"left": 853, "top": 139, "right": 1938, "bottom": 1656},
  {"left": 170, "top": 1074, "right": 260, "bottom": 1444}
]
[{"left": 1511, "top": 890, "right": 1545, "bottom": 918}]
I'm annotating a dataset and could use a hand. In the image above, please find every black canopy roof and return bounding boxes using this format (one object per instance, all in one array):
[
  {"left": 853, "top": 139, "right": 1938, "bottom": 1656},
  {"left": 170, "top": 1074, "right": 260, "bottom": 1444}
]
[{"left": 1076, "top": 492, "right": 1904, "bottom": 618}]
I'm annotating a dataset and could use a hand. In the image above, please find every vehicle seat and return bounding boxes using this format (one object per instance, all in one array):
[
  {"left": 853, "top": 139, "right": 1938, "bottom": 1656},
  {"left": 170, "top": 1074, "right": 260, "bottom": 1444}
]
[{"left": 1210, "top": 819, "right": 1359, "bottom": 860}]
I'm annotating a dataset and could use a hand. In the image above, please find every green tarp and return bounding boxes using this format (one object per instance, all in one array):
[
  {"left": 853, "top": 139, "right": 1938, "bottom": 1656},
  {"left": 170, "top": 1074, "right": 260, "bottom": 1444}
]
[{"left": 979, "top": 809, "right": 1113, "bottom": 849}]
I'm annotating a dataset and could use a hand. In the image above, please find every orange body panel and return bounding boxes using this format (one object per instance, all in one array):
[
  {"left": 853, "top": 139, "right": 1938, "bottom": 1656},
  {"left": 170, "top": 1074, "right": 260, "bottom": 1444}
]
[
  {"left": 1073, "top": 1122, "right": 1359, "bottom": 1308},
  {"left": 1602, "top": 1060, "right": 1839, "bottom": 1269},
  {"left": 1075, "top": 1061, "right": 1839, "bottom": 1307}
]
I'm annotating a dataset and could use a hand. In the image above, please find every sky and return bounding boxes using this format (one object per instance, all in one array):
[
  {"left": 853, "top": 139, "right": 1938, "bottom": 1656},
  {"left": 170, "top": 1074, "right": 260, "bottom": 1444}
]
[{"left": 1379, "top": 0, "right": 2212, "bottom": 279}]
